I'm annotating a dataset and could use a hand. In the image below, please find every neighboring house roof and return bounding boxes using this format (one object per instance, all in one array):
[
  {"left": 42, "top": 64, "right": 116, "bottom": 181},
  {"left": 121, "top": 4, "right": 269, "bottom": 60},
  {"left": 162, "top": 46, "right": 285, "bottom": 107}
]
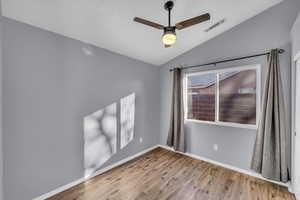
[{"left": 188, "top": 71, "right": 239, "bottom": 88}]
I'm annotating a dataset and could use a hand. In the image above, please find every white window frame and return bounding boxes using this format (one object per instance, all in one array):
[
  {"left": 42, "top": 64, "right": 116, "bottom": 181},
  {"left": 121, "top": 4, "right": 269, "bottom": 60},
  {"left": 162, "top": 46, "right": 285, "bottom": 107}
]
[{"left": 183, "top": 64, "right": 261, "bottom": 130}]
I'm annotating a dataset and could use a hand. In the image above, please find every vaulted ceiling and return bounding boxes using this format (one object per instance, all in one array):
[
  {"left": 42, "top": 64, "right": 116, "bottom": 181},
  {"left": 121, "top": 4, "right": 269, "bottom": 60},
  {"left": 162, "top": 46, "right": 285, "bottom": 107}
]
[{"left": 2, "top": 0, "right": 282, "bottom": 65}]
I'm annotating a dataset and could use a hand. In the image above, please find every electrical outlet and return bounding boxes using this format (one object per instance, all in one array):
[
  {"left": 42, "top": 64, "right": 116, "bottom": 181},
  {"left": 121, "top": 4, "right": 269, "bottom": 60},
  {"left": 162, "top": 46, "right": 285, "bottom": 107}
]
[
  {"left": 213, "top": 144, "right": 218, "bottom": 151},
  {"left": 139, "top": 137, "right": 143, "bottom": 143}
]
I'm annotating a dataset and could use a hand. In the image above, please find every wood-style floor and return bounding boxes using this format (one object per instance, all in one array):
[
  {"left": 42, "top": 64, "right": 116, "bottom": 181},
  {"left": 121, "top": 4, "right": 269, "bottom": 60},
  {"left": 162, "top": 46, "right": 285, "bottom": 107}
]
[{"left": 48, "top": 147, "right": 295, "bottom": 200}]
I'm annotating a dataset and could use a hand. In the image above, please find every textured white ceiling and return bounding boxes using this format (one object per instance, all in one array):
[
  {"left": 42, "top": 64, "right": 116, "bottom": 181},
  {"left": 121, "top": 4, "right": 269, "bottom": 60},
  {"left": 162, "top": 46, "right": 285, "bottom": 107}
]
[{"left": 2, "top": 0, "right": 282, "bottom": 65}]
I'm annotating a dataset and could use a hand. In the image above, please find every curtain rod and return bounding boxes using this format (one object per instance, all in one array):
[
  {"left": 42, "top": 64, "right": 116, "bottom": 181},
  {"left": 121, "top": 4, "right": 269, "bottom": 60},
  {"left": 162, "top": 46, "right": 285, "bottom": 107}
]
[{"left": 169, "top": 49, "right": 285, "bottom": 72}]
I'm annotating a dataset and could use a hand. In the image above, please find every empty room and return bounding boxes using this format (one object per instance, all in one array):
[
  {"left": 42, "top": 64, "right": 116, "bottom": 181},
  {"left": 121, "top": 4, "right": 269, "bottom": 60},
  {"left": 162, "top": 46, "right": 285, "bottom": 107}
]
[{"left": 0, "top": 0, "right": 300, "bottom": 199}]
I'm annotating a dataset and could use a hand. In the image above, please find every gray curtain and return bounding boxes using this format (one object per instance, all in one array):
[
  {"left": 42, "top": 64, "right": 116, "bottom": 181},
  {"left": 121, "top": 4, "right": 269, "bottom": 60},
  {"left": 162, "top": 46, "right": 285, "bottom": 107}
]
[
  {"left": 251, "top": 49, "right": 289, "bottom": 182},
  {"left": 167, "top": 68, "right": 185, "bottom": 152}
]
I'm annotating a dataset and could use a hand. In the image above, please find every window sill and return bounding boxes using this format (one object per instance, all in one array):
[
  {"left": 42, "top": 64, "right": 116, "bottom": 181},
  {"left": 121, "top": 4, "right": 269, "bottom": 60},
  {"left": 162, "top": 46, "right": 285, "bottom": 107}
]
[{"left": 185, "top": 119, "right": 258, "bottom": 130}]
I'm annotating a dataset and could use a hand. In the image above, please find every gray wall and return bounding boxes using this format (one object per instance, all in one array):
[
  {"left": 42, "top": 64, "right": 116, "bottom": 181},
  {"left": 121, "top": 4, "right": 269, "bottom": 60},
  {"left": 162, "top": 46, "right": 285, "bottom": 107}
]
[
  {"left": 2, "top": 18, "right": 160, "bottom": 200},
  {"left": 0, "top": 1, "right": 3, "bottom": 200},
  {"left": 291, "top": 12, "right": 300, "bottom": 59},
  {"left": 160, "top": 0, "right": 300, "bottom": 171}
]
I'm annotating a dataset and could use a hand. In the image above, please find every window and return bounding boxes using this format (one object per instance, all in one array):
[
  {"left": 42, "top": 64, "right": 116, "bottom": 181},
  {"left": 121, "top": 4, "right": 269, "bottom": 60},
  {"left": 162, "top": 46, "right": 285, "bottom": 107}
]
[
  {"left": 185, "top": 65, "right": 260, "bottom": 129},
  {"left": 187, "top": 73, "right": 216, "bottom": 121}
]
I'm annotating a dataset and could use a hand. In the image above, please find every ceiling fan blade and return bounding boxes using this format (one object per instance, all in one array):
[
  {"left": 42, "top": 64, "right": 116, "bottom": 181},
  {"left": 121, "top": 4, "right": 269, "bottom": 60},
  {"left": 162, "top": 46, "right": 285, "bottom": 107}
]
[
  {"left": 164, "top": 44, "right": 172, "bottom": 48},
  {"left": 134, "top": 17, "right": 164, "bottom": 30},
  {"left": 176, "top": 13, "right": 210, "bottom": 30}
]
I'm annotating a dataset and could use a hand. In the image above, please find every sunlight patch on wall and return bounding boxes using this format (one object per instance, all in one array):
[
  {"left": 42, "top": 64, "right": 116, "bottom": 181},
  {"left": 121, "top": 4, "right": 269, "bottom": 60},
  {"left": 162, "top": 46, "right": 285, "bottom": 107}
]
[
  {"left": 84, "top": 103, "right": 117, "bottom": 178},
  {"left": 120, "top": 93, "right": 136, "bottom": 149}
]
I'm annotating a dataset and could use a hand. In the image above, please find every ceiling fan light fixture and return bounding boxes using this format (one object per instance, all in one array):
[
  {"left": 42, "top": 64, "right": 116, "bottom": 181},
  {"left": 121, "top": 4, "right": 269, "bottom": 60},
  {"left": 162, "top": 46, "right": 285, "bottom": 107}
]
[
  {"left": 134, "top": 1, "right": 211, "bottom": 47},
  {"left": 162, "top": 31, "right": 176, "bottom": 45}
]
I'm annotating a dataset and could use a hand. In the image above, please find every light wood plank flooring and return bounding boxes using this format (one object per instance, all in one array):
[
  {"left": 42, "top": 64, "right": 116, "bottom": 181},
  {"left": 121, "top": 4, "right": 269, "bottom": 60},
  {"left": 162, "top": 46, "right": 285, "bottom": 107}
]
[{"left": 48, "top": 147, "right": 295, "bottom": 200}]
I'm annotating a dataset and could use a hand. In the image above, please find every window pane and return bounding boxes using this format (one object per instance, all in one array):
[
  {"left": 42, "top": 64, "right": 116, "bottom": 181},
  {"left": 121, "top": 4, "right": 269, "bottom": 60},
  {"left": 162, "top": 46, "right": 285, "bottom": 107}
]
[
  {"left": 187, "top": 73, "right": 216, "bottom": 121},
  {"left": 219, "top": 69, "right": 256, "bottom": 125}
]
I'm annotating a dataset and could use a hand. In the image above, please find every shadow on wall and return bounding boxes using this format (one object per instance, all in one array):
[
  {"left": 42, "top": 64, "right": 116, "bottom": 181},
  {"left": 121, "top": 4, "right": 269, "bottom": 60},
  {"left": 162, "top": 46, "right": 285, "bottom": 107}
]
[{"left": 84, "top": 93, "right": 136, "bottom": 178}]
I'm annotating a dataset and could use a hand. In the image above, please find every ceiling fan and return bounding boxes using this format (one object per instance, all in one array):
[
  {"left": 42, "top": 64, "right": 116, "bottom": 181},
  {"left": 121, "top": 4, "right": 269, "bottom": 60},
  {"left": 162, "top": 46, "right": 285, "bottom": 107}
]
[{"left": 133, "top": 1, "right": 210, "bottom": 48}]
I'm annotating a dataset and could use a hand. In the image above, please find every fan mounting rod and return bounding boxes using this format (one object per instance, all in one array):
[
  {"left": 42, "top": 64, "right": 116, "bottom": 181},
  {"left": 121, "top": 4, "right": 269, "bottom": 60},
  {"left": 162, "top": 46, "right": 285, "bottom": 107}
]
[{"left": 164, "top": 1, "right": 174, "bottom": 27}]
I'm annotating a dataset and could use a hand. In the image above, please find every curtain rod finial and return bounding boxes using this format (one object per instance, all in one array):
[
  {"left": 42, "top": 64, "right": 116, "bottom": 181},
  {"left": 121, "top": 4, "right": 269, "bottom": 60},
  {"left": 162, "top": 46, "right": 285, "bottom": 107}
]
[{"left": 278, "top": 49, "right": 285, "bottom": 54}]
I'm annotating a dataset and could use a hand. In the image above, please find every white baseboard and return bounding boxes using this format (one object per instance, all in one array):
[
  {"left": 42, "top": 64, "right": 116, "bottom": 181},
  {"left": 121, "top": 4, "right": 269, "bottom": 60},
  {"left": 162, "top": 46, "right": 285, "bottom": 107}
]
[
  {"left": 32, "top": 145, "right": 159, "bottom": 200},
  {"left": 295, "top": 190, "right": 300, "bottom": 200},
  {"left": 32, "top": 177, "right": 85, "bottom": 200},
  {"left": 158, "top": 145, "right": 289, "bottom": 188}
]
